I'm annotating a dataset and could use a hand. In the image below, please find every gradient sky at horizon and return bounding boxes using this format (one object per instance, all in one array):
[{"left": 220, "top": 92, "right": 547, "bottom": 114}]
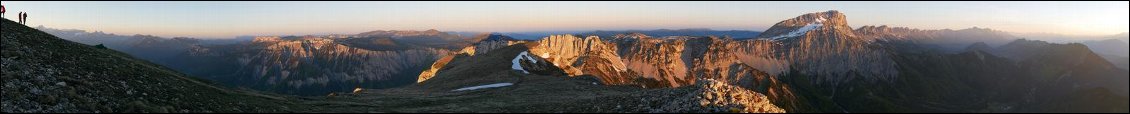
[{"left": 1, "top": 1, "right": 1127, "bottom": 38}]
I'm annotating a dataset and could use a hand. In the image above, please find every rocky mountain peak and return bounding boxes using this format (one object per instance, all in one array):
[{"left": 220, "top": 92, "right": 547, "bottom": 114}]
[
  {"left": 757, "top": 10, "right": 855, "bottom": 41},
  {"left": 751, "top": 10, "right": 901, "bottom": 85}
]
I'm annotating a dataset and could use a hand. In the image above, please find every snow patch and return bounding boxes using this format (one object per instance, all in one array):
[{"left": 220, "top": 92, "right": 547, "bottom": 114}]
[
  {"left": 769, "top": 15, "right": 830, "bottom": 41},
  {"left": 353, "top": 88, "right": 364, "bottom": 94},
  {"left": 452, "top": 83, "right": 514, "bottom": 92},
  {"left": 512, "top": 51, "right": 538, "bottom": 74},
  {"left": 770, "top": 23, "right": 823, "bottom": 40}
]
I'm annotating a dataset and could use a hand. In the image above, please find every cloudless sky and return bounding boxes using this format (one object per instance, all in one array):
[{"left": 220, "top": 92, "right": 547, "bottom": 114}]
[{"left": 1, "top": 1, "right": 1127, "bottom": 39}]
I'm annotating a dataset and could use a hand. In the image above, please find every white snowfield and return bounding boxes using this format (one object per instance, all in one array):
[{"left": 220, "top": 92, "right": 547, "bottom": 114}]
[
  {"left": 452, "top": 83, "right": 514, "bottom": 92},
  {"left": 512, "top": 51, "right": 538, "bottom": 74},
  {"left": 771, "top": 16, "right": 826, "bottom": 41}
]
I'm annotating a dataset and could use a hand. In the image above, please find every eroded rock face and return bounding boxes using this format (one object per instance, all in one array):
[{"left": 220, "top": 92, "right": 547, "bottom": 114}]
[
  {"left": 611, "top": 35, "right": 691, "bottom": 87},
  {"left": 527, "top": 35, "right": 638, "bottom": 85},
  {"left": 756, "top": 10, "right": 899, "bottom": 85}
]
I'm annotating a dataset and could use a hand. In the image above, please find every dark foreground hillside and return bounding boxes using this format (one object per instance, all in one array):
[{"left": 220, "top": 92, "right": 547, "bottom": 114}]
[{"left": 1, "top": 19, "right": 301, "bottom": 113}]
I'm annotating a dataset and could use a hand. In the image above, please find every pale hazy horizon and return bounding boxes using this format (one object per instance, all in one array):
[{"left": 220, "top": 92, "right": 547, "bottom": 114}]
[{"left": 2, "top": 1, "right": 1127, "bottom": 39}]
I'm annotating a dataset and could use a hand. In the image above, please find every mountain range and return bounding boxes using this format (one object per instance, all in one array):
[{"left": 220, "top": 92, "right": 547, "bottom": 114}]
[
  {"left": 418, "top": 10, "right": 1128, "bottom": 113},
  {"left": 6, "top": 10, "right": 1127, "bottom": 113},
  {"left": 4, "top": 18, "right": 787, "bottom": 113}
]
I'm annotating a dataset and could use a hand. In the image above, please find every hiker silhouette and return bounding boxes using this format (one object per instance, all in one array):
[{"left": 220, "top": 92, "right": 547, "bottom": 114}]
[
  {"left": 18, "top": 12, "right": 27, "bottom": 24},
  {"left": 1, "top": 5, "right": 6, "bottom": 18},
  {"left": 19, "top": 12, "right": 25, "bottom": 24}
]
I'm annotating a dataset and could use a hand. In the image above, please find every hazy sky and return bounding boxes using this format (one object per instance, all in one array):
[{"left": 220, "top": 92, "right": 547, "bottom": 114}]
[{"left": 2, "top": 1, "right": 1127, "bottom": 38}]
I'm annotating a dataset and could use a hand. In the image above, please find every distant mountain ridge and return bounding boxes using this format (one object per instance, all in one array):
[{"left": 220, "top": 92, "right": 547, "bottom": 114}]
[
  {"left": 34, "top": 27, "right": 250, "bottom": 66},
  {"left": 1081, "top": 39, "right": 1129, "bottom": 57},
  {"left": 578, "top": 28, "right": 762, "bottom": 39}
]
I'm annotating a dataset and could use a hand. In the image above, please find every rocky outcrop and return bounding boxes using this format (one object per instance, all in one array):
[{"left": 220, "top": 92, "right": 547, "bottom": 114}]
[{"left": 650, "top": 79, "right": 785, "bottom": 113}]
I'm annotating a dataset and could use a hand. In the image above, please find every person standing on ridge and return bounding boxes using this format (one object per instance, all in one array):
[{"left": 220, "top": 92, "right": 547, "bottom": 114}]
[
  {"left": 1, "top": 5, "right": 6, "bottom": 18},
  {"left": 19, "top": 12, "right": 26, "bottom": 24}
]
